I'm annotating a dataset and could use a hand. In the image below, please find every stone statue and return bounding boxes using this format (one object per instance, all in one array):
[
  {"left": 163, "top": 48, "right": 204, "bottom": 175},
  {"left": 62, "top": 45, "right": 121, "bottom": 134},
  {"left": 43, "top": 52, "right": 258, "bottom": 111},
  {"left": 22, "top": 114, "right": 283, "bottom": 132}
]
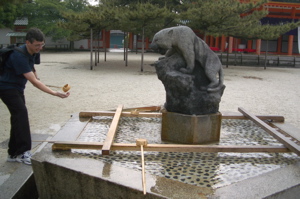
[{"left": 150, "top": 26, "right": 225, "bottom": 115}]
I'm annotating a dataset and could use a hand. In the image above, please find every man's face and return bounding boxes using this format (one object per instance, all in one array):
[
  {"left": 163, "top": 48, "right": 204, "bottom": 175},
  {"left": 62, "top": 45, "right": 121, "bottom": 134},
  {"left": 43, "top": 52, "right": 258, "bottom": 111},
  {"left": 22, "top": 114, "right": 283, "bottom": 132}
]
[{"left": 26, "top": 40, "right": 45, "bottom": 55}]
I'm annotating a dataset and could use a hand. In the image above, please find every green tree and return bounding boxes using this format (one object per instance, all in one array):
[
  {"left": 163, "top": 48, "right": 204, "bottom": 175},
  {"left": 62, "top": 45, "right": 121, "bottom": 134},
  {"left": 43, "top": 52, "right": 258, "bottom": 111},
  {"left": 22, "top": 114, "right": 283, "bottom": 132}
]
[
  {"left": 0, "top": 0, "right": 28, "bottom": 6},
  {"left": 104, "top": 0, "right": 181, "bottom": 28},
  {"left": 21, "top": 0, "right": 89, "bottom": 41},
  {"left": 0, "top": 0, "right": 28, "bottom": 28},
  {"left": 117, "top": 2, "right": 175, "bottom": 37},
  {"left": 179, "top": 0, "right": 269, "bottom": 37},
  {"left": 116, "top": 2, "right": 176, "bottom": 71},
  {"left": 179, "top": 0, "right": 300, "bottom": 39}
]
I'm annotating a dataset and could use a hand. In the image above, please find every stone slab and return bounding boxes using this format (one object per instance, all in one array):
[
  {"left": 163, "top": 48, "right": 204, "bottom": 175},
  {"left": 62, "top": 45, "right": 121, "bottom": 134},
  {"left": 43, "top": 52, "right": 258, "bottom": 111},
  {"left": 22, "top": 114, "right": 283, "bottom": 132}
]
[
  {"left": 0, "top": 134, "right": 50, "bottom": 199},
  {"left": 32, "top": 145, "right": 213, "bottom": 199},
  {"left": 211, "top": 161, "right": 300, "bottom": 199}
]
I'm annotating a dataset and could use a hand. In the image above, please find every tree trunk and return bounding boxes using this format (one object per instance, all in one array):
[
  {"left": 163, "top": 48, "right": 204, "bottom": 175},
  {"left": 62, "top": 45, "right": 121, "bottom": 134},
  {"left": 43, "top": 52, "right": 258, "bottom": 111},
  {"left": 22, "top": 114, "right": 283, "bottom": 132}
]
[
  {"left": 104, "top": 30, "right": 107, "bottom": 62},
  {"left": 264, "top": 40, "right": 268, "bottom": 70},
  {"left": 141, "top": 28, "right": 145, "bottom": 72},
  {"left": 125, "top": 32, "right": 128, "bottom": 67},
  {"left": 90, "top": 28, "right": 93, "bottom": 70}
]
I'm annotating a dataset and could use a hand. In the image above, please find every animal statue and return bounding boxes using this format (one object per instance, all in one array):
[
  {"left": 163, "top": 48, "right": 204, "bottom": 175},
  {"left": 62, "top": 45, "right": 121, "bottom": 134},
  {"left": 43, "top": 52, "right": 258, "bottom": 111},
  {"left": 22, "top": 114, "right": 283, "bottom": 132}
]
[{"left": 150, "top": 26, "right": 224, "bottom": 92}]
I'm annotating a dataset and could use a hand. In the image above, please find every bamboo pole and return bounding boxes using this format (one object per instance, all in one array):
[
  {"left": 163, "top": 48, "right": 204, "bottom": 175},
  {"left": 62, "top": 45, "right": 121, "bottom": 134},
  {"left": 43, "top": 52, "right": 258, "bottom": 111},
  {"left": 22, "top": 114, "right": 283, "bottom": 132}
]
[{"left": 136, "top": 139, "right": 148, "bottom": 195}]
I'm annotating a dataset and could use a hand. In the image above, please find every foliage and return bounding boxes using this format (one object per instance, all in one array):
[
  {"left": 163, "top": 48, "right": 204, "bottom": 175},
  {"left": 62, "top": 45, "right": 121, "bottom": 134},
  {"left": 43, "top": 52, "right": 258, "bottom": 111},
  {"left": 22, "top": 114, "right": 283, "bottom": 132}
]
[
  {"left": 103, "top": 0, "right": 182, "bottom": 8},
  {"left": 178, "top": 0, "right": 300, "bottom": 40},
  {"left": 239, "top": 20, "right": 300, "bottom": 40},
  {"left": 2, "top": 0, "right": 299, "bottom": 44},
  {"left": 0, "top": 0, "right": 27, "bottom": 28},
  {"left": 21, "top": 0, "right": 89, "bottom": 41},
  {"left": 59, "top": 3, "right": 120, "bottom": 42},
  {"left": 116, "top": 2, "right": 176, "bottom": 37},
  {"left": 179, "top": 0, "right": 268, "bottom": 35},
  {"left": 0, "top": 0, "right": 28, "bottom": 7}
]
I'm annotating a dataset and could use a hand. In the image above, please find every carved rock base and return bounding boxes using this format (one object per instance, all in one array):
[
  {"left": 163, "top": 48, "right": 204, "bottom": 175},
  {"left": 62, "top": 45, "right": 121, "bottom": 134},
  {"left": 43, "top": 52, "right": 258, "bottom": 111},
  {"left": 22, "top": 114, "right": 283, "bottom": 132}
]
[{"left": 154, "top": 53, "right": 225, "bottom": 115}]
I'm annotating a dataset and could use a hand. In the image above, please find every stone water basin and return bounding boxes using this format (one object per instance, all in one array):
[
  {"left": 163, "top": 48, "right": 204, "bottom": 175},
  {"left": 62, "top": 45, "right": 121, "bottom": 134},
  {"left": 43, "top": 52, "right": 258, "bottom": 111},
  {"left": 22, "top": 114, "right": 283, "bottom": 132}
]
[
  {"left": 32, "top": 113, "right": 300, "bottom": 198},
  {"left": 73, "top": 116, "right": 300, "bottom": 189}
]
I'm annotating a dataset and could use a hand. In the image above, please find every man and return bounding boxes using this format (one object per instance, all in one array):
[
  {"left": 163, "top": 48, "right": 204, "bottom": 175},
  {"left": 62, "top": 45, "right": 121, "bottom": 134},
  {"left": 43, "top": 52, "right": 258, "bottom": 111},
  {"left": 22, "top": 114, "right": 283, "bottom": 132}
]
[{"left": 0, "top": 28, "right": 70, "bottom": 165}]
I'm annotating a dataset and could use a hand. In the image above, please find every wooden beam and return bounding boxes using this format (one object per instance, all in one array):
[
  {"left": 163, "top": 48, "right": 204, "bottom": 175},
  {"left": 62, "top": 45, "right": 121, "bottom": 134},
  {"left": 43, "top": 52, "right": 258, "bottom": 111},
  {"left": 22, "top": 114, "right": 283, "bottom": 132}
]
[
  {"left": 122, "top": 106, "right": 161, "bottom": 112},
  {"left": 266, "top": 2, "right": 300, "bottom": 9},
  {"left": 79, "top": 110, "right": 284, "bottom": 122},
  {"left": 101, "top": 105, "right": 123, "bottom": 155},
  {"left": 79, "top": 111, "right": 161, "bottom": 118},
  {"left": 221, "top": 112, "right": 285, "bottom": 122},
  {"left": 238, "top": 107, "right": 300, "bottom": 156},
  {"left": 52, "top": 141, "right": 290, "bottom": 153}
]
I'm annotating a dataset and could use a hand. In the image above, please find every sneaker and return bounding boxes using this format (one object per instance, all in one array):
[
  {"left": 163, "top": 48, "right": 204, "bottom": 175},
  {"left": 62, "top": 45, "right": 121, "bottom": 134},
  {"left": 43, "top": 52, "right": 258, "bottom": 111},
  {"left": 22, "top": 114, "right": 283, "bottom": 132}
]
[
  {"left": 7, "top": 155, "right": 17, "bottom": 162},
  {"left": 16, "top": 151, "right": 32, "bottom": 165}
]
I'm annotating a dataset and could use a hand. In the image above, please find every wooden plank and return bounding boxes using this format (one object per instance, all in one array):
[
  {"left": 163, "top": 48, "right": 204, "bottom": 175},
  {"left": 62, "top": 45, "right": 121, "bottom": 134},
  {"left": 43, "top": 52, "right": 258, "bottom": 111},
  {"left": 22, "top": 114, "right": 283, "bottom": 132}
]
[
  {"left": 122, "top": 106, "right": 161, "bottom": 112},
  {"left": 222, "top": 112, "right": 285, "bottom": 122},
  {"left": 270, "top": 122, "right": 300, "bottom": 142},
  {"left": 79, "top": 111, "right": 161, "bottom": 118},
  {"left": 52, "top": 141, "right": 290, "bottom": 153},
  {"left": 238, "top": 107, "right": 300, "bottom": 156},
  {"left": 101, "top": 105, "right": 123, "bottom": 155},
  {"left": 79, "top": 110, "right": 284, "bottom": 122}
]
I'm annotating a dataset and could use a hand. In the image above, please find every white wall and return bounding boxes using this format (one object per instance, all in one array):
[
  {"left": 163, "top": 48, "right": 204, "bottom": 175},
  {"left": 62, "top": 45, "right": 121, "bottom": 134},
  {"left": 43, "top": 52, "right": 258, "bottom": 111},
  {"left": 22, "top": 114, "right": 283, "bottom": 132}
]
[
  {"left": 0, "top": 28, "right": 13, "bottom": 47},
  {"left": 44, "top": 37, "right": 69, "bottom": 49},
  {"left": 74, "top": 39, "right": 89, "bottom": 49}
]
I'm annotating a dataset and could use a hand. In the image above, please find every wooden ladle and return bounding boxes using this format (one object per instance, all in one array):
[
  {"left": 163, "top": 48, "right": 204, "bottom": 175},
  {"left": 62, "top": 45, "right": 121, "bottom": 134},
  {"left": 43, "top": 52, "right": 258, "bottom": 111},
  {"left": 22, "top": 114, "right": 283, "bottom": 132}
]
[{"left": 46, "top": 84, "right": 71, "bottom": 92}]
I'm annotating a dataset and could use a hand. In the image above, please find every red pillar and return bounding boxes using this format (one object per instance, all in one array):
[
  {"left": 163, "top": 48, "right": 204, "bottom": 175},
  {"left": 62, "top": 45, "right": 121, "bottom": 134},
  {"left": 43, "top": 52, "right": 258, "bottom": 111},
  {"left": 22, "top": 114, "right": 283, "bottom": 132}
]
[
  {"left": 104, "top": 30, "right": 110, "bottom": 49},
  {"left": 228, "top": 37, "right": 233, "bottom": 53},
  {"left": 128, "top": 32, "right": 134, "bottom": 49},
  {"left": 209, "top": 36, "right": 214, "bottom": 47},
  {"left": 221, "top": 35, "right": 226, "bottom": 52},
  {"left": 215, "top": 37, "right": 220, "bottom": 48},
  {"left": 288, "top": 35, "right": 294, "bottom": 56},
  {"left": 247, "top": 40, "right": 252, "bottom": 50},
  {"left": 256, "top": 39, "right": 261, "bottom": 55},
  {"left": 145, "top": 37, "right": 149, "bottom": 50},
  {"left": 237, "top": 39, "right": 241, "bottom": 49},
  {"left": 277, "top": 36, "right": 282, "bottom": 54}
]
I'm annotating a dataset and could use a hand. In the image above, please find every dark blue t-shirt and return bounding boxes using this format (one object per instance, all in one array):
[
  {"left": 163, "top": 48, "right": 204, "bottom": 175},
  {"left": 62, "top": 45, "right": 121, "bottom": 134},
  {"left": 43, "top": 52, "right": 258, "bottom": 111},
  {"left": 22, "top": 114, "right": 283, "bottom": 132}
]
[{"left": 0, "top": 45, "right": 40, "bottom": 92}]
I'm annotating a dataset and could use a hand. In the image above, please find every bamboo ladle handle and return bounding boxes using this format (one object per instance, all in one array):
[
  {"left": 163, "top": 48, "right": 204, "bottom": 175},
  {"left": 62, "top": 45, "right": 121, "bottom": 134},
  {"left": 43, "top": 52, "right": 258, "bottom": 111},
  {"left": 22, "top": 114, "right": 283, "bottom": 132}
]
[{"left": 136, "top": 139, "right": 148, "bottom": 195}]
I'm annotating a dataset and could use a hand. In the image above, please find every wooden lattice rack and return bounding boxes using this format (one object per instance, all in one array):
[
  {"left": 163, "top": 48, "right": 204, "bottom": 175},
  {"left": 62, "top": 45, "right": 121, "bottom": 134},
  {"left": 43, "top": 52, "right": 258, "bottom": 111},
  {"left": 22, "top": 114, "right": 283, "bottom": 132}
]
[{"left": 51, "top": 105, "right": 300, "bottom": 156}]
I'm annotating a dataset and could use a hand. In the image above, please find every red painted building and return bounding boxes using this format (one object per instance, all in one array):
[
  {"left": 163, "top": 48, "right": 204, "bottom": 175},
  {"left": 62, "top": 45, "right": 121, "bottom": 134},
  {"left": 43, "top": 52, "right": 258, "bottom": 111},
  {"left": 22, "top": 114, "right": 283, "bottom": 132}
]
[{"left": 206, "top": 0, "right": 300, "bottom": 55}]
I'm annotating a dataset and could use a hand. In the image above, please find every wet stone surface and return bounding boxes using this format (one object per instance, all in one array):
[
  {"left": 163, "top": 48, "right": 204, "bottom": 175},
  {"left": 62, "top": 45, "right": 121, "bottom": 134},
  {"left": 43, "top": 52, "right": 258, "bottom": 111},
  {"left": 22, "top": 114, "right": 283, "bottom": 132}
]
[{"left": 73, "top": 117, "right": 300, "bottom": 189}]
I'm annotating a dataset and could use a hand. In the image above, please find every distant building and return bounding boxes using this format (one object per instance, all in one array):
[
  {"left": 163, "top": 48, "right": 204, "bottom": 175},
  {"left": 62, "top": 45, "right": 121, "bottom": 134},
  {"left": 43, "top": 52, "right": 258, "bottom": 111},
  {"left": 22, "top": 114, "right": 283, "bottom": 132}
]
[{"left": 204, "top": 0, "right": 300, "bottom": 55}]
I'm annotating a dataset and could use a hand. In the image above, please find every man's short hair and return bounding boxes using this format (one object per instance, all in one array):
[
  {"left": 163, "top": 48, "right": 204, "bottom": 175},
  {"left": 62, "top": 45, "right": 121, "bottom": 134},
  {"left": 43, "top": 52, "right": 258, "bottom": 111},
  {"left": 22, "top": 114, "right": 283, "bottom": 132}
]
[{"left": 26, "top": 28, "right": 45, "bottom": 43}]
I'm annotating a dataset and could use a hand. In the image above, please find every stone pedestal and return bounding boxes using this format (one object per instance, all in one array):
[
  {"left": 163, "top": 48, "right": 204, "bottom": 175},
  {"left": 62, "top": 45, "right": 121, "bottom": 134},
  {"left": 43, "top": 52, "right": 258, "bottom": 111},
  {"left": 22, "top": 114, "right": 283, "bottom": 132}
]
[{"left": 161, "top": 111, "right": 221, "bottom": 144}]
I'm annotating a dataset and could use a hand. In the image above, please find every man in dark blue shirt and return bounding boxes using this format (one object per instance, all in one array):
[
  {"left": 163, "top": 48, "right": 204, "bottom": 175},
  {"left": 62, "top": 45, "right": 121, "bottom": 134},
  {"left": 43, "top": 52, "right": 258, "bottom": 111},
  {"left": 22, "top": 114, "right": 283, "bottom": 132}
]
[{"left": 0, "top": 28, "right": 70, "bottom": 165}]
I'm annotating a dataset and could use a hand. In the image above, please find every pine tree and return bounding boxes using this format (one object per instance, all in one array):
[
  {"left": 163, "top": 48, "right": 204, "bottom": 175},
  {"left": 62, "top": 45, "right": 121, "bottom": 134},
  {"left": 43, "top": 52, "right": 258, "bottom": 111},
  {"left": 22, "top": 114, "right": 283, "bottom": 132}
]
[
  {"left": 179, "top": 0, "right": 300, "bottom": 40},
  {"left": 22, "top": 0, "right": 90, "bottom": 42},
  {"left": 179, "top": 0, "right": 269, "bottom": 37},
  {"left": 116, "top": 2, "right": 176, "bottom": 71}
]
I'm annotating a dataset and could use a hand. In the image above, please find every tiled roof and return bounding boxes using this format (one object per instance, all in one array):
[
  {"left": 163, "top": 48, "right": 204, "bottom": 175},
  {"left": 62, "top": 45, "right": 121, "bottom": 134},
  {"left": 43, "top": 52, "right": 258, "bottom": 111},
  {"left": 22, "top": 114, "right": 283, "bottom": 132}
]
[
  {"left": 14, "top": 17, "right": 28, "bottom": 25},
  {"left": 6, "top": 32, "right": 27, "bottom": 37}
]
